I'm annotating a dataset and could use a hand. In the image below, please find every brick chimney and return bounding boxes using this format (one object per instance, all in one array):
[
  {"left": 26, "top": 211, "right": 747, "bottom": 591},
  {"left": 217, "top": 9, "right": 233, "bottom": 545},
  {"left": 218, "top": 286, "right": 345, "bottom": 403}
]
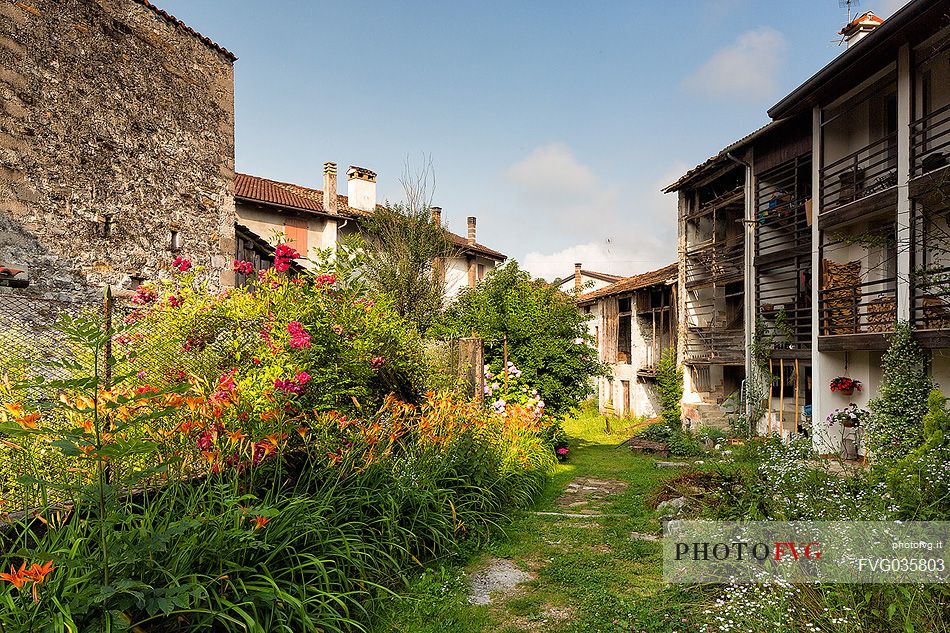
[
  {"left": 346, "top": 166, "right": 376, "bottom": 212},
  {"left": 431, "top": 206, "right": 442, "bottom": 225},
  {"left": 323, "top": 162, "right": 337, "bottom": 213},
  {"left": 575, "top": 262, "right": 582, "bottom": 292},
  {"left": 467, "top": 216, "right": 476, "bottom": 245},
  {"left": 839, "top": 11, "right": 883, "bottom": 48}
]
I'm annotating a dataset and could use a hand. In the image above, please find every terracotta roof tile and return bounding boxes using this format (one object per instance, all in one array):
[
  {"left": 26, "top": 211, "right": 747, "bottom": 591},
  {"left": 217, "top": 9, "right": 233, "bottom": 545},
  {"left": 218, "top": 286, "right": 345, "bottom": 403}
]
[
  {"left": 236, "top": 173, "right": 506, "bottom": 259},
  {"left": 136, "top": 1, "right": 236, "bottom": 62},
  {"left": 445, "top": 232, "right": 507, "bottom": 261},
  {"left": 555, "top": 270, "right": 624, "bottom": 286},
  {"left": 235, "top": 172, "right": 372, "bottom": 218},
  {"left": 577, "top": 263, "right": 678, "bottom": 304}
]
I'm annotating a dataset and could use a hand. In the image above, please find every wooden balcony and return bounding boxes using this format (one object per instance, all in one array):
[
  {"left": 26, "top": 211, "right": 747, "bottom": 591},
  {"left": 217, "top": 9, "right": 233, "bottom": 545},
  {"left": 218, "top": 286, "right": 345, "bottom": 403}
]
[{"left": 820, "top": 133, "right": 898, "bottom": 214}]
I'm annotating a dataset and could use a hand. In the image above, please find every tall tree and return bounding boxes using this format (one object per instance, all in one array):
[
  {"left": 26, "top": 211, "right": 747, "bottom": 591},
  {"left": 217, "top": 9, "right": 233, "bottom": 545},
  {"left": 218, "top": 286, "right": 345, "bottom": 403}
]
[{"left": 354, "top": 158, "right": 458, "bottom": 334}]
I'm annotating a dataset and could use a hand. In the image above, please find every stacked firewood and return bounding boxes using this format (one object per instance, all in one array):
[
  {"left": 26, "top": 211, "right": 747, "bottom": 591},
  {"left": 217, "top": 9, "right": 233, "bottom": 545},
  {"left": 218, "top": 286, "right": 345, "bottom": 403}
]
[{"left": 821, "top": 259, "right": 861, "bottom": 335}]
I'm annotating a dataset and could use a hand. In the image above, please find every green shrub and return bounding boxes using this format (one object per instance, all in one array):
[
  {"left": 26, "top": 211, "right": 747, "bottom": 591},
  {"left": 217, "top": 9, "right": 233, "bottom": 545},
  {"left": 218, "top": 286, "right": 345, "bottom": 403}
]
[
  {"left": 866, "top": 322, "right": 933, "bottom": 463},
  {"left": 655, "top": 348, "right": 683, "bottom": 427},
  {"left": 436, "top": 261, "right": 607, "bottom": 416}
]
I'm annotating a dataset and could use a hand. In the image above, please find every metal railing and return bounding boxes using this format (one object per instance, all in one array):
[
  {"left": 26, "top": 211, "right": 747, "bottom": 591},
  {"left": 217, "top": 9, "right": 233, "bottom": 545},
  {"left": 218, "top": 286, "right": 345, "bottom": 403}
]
[
  {"left": 912, "top": 264, "right": 950, "bottom": 330},
  {"left": 911, "top": 102, "right": 950, "bottom": 178},
  {"left": 820, "top": 133, "right": 898, "bottom": 211},
  {"left": 818, "top": 277, "right": 897, "bottom": 336}
]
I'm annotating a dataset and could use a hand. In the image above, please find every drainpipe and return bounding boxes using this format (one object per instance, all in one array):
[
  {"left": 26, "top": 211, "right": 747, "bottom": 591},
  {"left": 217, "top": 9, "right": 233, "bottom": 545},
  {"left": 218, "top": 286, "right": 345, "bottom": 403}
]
[{"left": 726, "top": 152, "right": 756, "bottom": 405}]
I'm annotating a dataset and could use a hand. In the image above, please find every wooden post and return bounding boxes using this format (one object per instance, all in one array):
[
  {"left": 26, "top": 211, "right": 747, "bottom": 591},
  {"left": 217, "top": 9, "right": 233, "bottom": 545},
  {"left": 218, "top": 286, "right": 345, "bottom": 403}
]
[
  {"left": 458, "top": 337, "right": 485, "bottom": 402},
  {"left": 103, "top": 286, "right": 113, "bottom": 392},
  {"left": 103, "top": 285, "right": 113, "bottom": 484},
  {"left": 768, "top": 357, "right": 773, "bottom": 435},
  {"left": 794, "top": 358, "right": 800, "bottom": 434},
  {"left": 778, "top": 359, "right": 785, "bottom": 434}
]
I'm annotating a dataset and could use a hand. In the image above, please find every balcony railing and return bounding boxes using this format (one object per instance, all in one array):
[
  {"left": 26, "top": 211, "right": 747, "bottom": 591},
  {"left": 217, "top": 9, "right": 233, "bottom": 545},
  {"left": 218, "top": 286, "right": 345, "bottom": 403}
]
[
  {"left": 684, "top": 327, "right": 744, "bottom": 364},
  {"left": 912, "top": 264, "right": 950, "bottom": 330},
  {"left": 820, "top": 133, "right": 898, "bottom": 211},
  {"left": 911, "top": 102, "right": 950, "bottom": 178},
  {"left": 818, "top": 277, "right": 897, "bottom": 336},
  {"left": 684, "top": 236, "right": 744, "bottom": 287}
]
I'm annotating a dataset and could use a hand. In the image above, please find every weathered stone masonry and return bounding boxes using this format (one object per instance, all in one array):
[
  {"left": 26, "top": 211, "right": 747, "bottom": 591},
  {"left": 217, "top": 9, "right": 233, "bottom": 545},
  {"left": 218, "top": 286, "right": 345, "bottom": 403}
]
[{"left": 0, "top": 0, "right": 236, "bottom": 307}]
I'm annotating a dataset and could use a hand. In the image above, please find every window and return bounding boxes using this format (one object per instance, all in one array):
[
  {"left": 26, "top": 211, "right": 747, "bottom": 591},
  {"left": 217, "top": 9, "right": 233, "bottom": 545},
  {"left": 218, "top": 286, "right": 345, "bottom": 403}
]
[
  {"left": 100, "top": 214, "right": 113, "bottom": 238},
  {"left": 477, "top": 264, "right": 486, "bottom": 280},
  {"left": 617, "top": 295, "right": 633, "bottom": 363},
  {"left": 169, "top": 230, "right": 181, "bottom": 251},
  {"left": 284, "top": 218, "right": 309, "bottom": 255}
]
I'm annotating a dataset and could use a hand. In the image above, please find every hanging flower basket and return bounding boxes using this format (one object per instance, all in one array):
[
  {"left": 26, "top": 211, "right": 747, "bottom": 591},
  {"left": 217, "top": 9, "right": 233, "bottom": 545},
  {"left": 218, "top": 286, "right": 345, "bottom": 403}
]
[{"left": 830, "top": 376, "right": 861, "bottom": 396}]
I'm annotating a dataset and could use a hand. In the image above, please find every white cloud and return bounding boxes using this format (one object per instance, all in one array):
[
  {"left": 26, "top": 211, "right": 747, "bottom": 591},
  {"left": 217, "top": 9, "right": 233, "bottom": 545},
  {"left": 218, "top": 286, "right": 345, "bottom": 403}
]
[
  {"left": 682, "top": 27, "right": 787, "bottom": 100},
  {"left": 505, "top": 142, "right": 598, "bottom": 201},
  {"left": 503, "top": 143, "right": 683, "bottom": 282},
  {"left": 523, "top": 240, "right": 671, "bottom": 282}
]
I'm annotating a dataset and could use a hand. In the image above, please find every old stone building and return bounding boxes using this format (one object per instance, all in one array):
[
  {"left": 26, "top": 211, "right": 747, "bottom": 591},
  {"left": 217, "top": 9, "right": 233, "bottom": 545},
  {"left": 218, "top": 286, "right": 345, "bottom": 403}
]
[{"left": 0, "top": 0, "right": 237, "bottom": 308}]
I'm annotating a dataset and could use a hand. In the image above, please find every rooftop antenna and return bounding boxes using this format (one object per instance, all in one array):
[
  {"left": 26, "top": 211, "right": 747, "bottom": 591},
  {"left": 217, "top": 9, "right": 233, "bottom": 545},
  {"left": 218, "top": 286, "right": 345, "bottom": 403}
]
[{"left": 836, "top": 0, "right": 860, "bottom": 45}]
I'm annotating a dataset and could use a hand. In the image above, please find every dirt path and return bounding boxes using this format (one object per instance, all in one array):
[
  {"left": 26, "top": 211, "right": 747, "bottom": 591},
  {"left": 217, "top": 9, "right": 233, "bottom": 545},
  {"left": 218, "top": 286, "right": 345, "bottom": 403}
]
[{"left": 376, "top": 417, "right": 688, "bottom": 632}]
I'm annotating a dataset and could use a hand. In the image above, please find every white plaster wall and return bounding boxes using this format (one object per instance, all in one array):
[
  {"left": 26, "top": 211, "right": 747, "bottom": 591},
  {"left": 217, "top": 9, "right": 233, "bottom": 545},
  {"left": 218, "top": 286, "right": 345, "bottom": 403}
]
[
  {"left": 235, "top": 203, "right": 332, "bottom": 266},
  {"left": 931, "top": 352, "right": 950, "bottom": 397},
  {"left": 812, "top": 350, "right": 882, "bottom": 455},
  {"left": 443, "top": 255, "right": 501, "bottom": 302}
]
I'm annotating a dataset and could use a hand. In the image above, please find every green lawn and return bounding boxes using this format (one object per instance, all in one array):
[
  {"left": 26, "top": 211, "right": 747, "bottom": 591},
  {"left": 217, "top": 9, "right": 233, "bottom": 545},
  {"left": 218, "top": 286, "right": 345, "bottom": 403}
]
[{"left": 372, "top": 410, "right": 704, "bottom": 632}]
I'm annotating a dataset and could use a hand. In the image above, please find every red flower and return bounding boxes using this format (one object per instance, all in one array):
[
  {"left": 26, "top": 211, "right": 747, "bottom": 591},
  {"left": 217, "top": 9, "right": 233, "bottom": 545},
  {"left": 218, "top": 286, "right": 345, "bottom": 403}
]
[
  {"left": 172, "top": 256, "right": 193, "bottom": 272},
  {"left": 131, "top": 285, "right": 157, "bottom": 305},
  {"left": 287, "top": 321, "right": 312, "bottom": 349},
  {"left": 232, "top": 259, "right": 254, "bottom": 275},
  {"left": 273, "top": 243, "right": 300, "bottom": 273},
  {"left": 370, "top": 356, "right": 385, "bottom": 370}
]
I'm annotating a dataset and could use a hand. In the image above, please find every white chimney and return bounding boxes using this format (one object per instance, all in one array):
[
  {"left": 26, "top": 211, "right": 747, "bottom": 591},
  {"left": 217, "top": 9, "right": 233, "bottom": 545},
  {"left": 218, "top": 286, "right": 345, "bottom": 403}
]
[
  {"left": 839, "top": 11, "right": 883, "bottom": 48},
  {"left": 346, "top": 166, "right": 376, "bottom": 212},
  {"left": 323, "top": 162, "right": 337, "bottom": 213}
]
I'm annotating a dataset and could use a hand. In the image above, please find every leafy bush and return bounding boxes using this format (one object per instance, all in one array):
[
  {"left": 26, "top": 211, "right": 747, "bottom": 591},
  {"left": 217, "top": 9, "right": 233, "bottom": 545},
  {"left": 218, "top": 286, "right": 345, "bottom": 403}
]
[
  {"left": 636, "top": 421, "right": 702, "bottom": 458},
  {"left": 0, "top": 256, "right": 555, "bottom": 631},
  {"left": 866, "top": 322, "right": 933, "bottom": 463},
  {"left": 436, "top": 261, "right": 607, "bottom": 416}
]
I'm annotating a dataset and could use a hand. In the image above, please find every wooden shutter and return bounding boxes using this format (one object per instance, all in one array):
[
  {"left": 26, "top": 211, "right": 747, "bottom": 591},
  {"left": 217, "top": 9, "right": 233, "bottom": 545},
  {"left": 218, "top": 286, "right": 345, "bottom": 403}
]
[
  {"left": 603, "top": 298, "right": 618, "bottom": 364},
  {"left": 284, "top": 218, "right": 309, "bottom": 256}
]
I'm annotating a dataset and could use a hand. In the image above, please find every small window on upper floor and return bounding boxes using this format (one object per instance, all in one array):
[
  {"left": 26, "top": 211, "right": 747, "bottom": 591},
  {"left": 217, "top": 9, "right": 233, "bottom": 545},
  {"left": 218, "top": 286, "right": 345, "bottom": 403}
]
[{"left": 477, "top": 264, "right": 486, "bottom": 281}]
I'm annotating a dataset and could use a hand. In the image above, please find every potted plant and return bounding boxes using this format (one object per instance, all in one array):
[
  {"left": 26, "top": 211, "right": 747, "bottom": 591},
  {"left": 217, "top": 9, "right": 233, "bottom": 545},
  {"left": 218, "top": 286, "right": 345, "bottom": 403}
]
[
  {"left": 830, "top": 376, "right": 862, "bottom": 396},
  {"left": 826, "top": 403, "right": 866, "bottom": 429}
]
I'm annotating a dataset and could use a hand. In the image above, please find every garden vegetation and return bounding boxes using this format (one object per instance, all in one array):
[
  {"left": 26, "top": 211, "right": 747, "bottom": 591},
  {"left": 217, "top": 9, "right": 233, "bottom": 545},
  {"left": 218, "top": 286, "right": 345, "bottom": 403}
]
[{"left": 0, "top": 251, "right": 562, "bottom": 632}]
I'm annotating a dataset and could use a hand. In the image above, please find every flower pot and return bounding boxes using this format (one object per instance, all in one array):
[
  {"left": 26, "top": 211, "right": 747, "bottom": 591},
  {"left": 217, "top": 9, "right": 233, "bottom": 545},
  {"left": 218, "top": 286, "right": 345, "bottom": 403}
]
[
  {"left": 838, "top": 387, "right": 854, "bottom": 396},
  {"left": 841, "top": 419, "right": 859, "bottom": 428}
]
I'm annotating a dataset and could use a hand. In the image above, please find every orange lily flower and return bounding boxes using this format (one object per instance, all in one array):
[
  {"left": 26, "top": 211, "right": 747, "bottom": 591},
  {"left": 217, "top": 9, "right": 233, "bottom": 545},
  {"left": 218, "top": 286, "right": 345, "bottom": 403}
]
[
  {"left": 226, "top": 429, "right": 247, "bottom": 444},
  {"left": 15, "top": 412, "right": 40, "bottom": 430},
  {"left": 253, "top": 516, "right": 269, "bottom": 530},
  {"left": 0, "top": 562, "right": 27, "bottom": 590}
]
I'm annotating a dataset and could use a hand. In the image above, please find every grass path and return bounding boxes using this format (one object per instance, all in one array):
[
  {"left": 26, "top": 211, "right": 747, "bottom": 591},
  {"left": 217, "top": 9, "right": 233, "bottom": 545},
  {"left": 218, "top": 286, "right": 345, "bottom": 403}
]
[{"left": 373, "top": 411, "right": 702, "bottom": 632}]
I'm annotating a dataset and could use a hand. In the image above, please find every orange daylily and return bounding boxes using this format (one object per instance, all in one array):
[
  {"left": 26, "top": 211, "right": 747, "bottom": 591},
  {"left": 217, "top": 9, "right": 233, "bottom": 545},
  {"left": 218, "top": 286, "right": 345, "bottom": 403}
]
[
  {"left": 226, "top": 429, "right": 247, "bottom": 444},
  {"left": 253, "top": 516, "right": 269, "bottom": 530},
  {"left": 0, "top": 562, "right": 27, "bottom": 590}
]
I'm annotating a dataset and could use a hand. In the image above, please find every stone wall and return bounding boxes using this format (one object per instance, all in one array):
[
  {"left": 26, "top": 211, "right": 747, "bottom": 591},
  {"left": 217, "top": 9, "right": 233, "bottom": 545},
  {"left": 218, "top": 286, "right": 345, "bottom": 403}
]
[{"left": 0, "top": 0, "right": 236, "bottom": 306}]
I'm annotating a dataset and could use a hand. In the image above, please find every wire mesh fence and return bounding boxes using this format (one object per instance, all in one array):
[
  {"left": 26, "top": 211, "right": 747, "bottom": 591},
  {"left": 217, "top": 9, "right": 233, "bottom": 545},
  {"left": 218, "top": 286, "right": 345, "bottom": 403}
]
[{"left": 0, "top": 286, "right": 261, "bottom": 513}]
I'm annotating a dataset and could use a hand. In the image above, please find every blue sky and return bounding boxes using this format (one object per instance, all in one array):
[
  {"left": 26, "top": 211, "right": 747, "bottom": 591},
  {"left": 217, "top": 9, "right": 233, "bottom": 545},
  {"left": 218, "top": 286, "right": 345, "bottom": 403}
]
[{"left": 158, "top": 0, "right": 908, "bottom": 280}]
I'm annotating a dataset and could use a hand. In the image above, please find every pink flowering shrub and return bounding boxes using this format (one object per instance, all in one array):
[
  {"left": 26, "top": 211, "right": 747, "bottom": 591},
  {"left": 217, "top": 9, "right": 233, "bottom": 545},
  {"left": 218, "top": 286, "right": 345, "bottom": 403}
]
[{"left": 120, "top": 255, "right": 427, "bottom": 430}]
